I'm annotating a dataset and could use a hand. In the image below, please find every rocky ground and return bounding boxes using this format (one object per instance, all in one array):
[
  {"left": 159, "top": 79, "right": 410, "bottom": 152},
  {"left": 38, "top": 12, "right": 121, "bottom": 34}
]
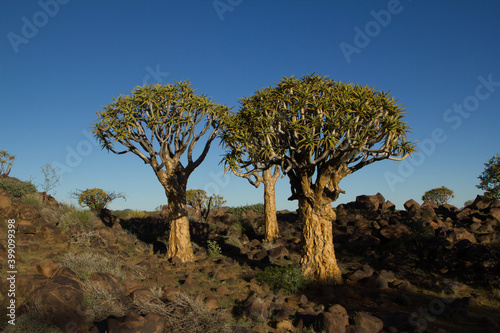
[{"left": 0, "top": 185, "right": 499, "bottom": 333}]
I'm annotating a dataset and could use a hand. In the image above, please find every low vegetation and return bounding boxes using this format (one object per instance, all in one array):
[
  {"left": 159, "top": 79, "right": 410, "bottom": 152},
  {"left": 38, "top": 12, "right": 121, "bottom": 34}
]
[{"left": 226, "top": 203, "right": 265, "bottom": 217}]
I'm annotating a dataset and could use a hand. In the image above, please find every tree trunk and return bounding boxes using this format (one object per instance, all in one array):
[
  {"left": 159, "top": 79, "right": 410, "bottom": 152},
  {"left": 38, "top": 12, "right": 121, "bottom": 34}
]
[
  {"left": 157, "top": 168, "right": 194, "bottom": 263},
  {"left": 263, "top": 167, "right": 279, "bottom": 242},
  {"left": 299, "top": 198, "right": 342, "bottom": 284}
]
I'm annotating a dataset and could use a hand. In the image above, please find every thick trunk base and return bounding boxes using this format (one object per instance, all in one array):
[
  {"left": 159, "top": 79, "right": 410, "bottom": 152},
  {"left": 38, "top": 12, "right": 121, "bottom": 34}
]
[
  {"left": 166, "top": 214, "right": 194, "bottom": 262},
  {"left": 299, "top": 201, "right": 342, "bottom": 284}
]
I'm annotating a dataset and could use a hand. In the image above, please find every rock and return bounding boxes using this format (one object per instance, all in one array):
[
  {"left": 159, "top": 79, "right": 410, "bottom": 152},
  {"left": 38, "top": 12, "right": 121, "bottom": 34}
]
[
  {"left": 446, "top": 227, "right": 477, "bottom": 244},
  {"left": 275, "top": 306, "right": 295, "bottom": 321},
  {"left": 471, "top": 195, "right": 490, "bottom": 210},
  {"left": 216, "top": 285, "right": 230, "bottom": 295},
  {"left": 347, "top": 264, "right": 374, "bottom": 284},
  {"left": 129, "top": 288, "right": 158, "bottom": 304},
  {"left": 356, "top": 194, "right": 384, "bottom": 211},
  {"left": 379, "top": 224, "right": 410, "bottom": 240},
  {"left": 404, "top": 199, "right": 421, "bottom": 214},
  {"left": 19, "top": 279, "right": 88, "bottom": 332},
  {"left": 380, "top": 200, "right": 396, "bottom": 212},
  {"left": 276, "top": 319, "right": 295, "bottom": 332},
  {"left": 268, "top": 246, "right": 290, "bottom": 264},
  {"left": 108, "top": 312, "right": 165, "bottom": 333},
  {"left": 352, "top": 312, "right": 384, "bottom": 333},
  {"left": 36, "top": 260, "right": 61, "bottom": 278},
  {"left": 487, "top": 207, "right": 500, "bottom": 221},
  {"left": 422, "top": 200, "right": 438, "bottom": 209},
  {"left": 204, "top": 296, "right": 220, "bottom": 310},
  {"left": 245, "top": 297, "right": 268, "bottom": 321},
  {"left": 0, "top": 189, "right": 12, "bottom": 208},
  {"left": 320, "top": 304, "right": 349, "bottom": 333},
  {"left": 295, "top": 307, "right": 320, "bottom": 328},
  {"left": 345, "top": 326, "right": 369, "bottom": 333}
]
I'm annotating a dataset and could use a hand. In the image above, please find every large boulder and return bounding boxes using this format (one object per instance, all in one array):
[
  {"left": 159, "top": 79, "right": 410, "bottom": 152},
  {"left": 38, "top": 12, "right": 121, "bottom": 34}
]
[
  {"left": 353, "top": 312, "right": 384, "bottom": 333},
  {"left": 0, "top": 189, "right": 12, "bottom": 208},
  {"left": 355, "top": 194, "right": 385, "bottom": 212},
  {"left": 18, "top": 268, "right": 88, "bottom": 332},
  {"left": 404, "top": 199, "right": 421, "bottom": 216},
  {"left": 320, "top": 304, "right": 349, "bottom": 333}
]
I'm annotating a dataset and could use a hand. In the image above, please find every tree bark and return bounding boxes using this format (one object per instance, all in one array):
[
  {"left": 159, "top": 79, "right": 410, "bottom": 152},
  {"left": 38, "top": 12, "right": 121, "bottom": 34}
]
[
  {"left": 156, "top": 168, "right": 194, "bottom": 263},
  {"left": 263, "top": 167, "right": 279, "bottom": 242},
  {"left": 299, "top": 197, "right": 342, "bottom": 284}
]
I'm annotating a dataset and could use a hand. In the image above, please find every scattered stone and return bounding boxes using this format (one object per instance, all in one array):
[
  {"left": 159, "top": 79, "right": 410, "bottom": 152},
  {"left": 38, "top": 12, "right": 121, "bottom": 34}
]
[
  {"left": 352, "top": 312, "right": 384, "bottom": 333},
  {"left": 320, "top": 304, "right": 349, "bottom": 333}
]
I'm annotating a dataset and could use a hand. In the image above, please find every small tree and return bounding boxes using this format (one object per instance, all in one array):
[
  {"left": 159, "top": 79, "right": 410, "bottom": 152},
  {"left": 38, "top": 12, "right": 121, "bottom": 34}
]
[
  {"left": 186, "top": 189, "right": 226, "bottom": 221},
  {"left": 221, "top": 109, "right": 282, "bottom": 241},
  {"left": 224, "top": 74, "right": 415, "bottom": 283},
  {"left": 40, "top": 163, "right": 61, "bottom": 196},
  {"left": 0, "top": 151, "right": 15, "bottom": 176},
  {"left": 477, "top": 153, "right": 500, "bottom": 202},
  {"left": 422, "top": 186, "right": 454, "bottom": 205},
  {"left": 73, "top": 188, "right": 125, "bottom": 213},
  {"left": 93, "top": 82, "right": 230, "bottom": 262}
]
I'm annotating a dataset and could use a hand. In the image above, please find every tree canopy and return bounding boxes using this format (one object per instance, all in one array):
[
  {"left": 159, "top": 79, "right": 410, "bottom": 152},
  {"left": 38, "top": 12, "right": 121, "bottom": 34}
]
[
  {"left": 422, "top": 186, "right": 454, "bottom": 205},
  {"left": 477, "top": 153, "right": 500, "bottom": 202}
]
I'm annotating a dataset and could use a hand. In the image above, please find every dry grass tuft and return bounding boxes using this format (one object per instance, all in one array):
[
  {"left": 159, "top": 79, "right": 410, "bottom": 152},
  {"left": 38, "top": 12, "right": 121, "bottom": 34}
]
[{"left": 81, "top": 280, "right": 130, "bottom": 322}]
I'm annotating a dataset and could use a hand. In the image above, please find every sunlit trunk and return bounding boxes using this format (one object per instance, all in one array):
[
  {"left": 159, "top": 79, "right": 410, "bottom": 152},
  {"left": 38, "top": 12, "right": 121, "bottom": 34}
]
[
  {"left": 157, "top": 168, "right": 194, "bottom": 263},
  {"left": 299, "top": 198, "right": 342, "bottom": 284},
  {"left": 263, "top": 168, "right": 279, "bottom": 242}
]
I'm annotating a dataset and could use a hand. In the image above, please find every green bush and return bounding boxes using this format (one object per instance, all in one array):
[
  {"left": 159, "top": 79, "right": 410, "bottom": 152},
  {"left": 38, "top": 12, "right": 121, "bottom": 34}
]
[
  {"left": 256, "top": 265, "right": 308, "bottom": 294},
  {"left": 0, "top": 177, "right": 37, "bottom": 198},
  {"left": 207, "top": 240, "right": 222, "bottom": 257},
  {"left": 226, "top": 203, "right": 265, "bottom": 217}
]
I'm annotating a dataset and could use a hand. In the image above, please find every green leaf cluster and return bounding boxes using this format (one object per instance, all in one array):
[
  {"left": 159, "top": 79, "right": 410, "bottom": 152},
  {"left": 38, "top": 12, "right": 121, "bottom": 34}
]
[
  {"left": 0, "top": 150, "right": 15, "bottom": 176},
  {"left": 73, "top": 188, "right": 125, "bottom": 213},
  {"left": 477, "top": 153, "right": 500, "bottom": 202},
  {"left": 422, "top": 186, "right": 454, "bottom": 205},
  {"left": 92, "top": 82, "right": 230, "bottom": 171},
  {"left": 256, "top": 265, "right": 308, "bottom": 294},
  {"left": 0, "top": 177, "right": 37, "bottom": 198}
]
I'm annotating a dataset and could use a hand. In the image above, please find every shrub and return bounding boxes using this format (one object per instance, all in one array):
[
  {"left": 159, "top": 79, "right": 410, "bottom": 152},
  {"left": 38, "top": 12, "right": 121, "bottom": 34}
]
[
  {"left": 0, "top": 177, "right": 37, "bottom": 198},
  {"left": 21, "top": 192, "right": 44, "bottom": 208},
  {"left": 60, "top": 252, "right": 146, "bottom": 281},
  {"left": 163, "top": 294, "right": 231, "bottom": 333},
  {"left": 207, "top": 240, "right": 222, "bottom": 257},
  {"left": 256, "top": 265, "right": 308, "bottom": 294},
  {"left": 57, "top": 208, "right": 96, "bottom": 232},
  {"left": 3, "top": 297, "right": 62, "bottom": 333},
  {"left": 81, "top": 280, "right": 130, "bottom": 322},
  {"left": 72, "top": 188, "right": 125, "bottom": 213},
  {"left": 226, "top": 203, "right": 265, "bottom": 217}
]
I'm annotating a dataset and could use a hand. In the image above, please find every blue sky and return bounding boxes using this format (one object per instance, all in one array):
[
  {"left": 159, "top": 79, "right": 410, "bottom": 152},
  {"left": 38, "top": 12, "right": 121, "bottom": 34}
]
[{"left": 1, "top": 0, "right": 499, "bottom": 211}]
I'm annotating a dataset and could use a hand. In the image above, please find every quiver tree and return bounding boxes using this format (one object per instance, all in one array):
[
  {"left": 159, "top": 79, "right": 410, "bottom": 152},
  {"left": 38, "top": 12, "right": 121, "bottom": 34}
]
[
  {"left": 72, "top": 188, "right": 125, "bottom": 213},
  {"left": 422, "top": 186, "right": 454, "bottom": 205},
  {"left": 0, "top": 151, "right": 15, "bottom": 176},
  {"left": 93, "top": 82, "right": 230, "bottom": 262},
  {"left": 221, "top": 112, "right": 282, "bottom": 241},
  {"left": 225, "top": 74, "right": 415, "bottom": 283},
  {"left": 186, "top": 189, "right": 226, "bottom": 221}
]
